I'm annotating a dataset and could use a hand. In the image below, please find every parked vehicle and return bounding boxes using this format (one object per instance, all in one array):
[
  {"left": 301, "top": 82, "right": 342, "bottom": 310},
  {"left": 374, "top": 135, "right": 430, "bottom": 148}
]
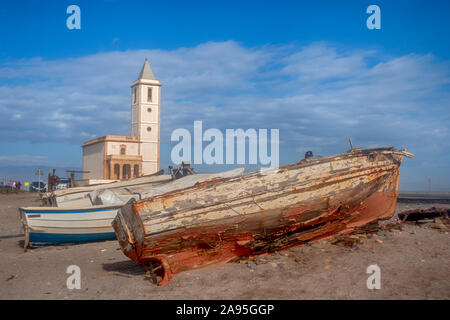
[
  {"left": 55, "top": 178, "right": 70, "bottom": 190},
  {"left": 30, "top": 181, "right": 47, "bottom": 192}
]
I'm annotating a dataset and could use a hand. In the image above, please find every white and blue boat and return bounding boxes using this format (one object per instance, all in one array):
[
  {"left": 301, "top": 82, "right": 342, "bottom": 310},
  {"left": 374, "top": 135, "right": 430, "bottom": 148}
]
[
  {"left": 20, "top": 173, "right": 172, "bottom": 248},
  {"left": 19, "top": 204, "right": 122, "bottom": 247},
  {"left": 19, "top": 168, "right": 244, "bottom": 248}
]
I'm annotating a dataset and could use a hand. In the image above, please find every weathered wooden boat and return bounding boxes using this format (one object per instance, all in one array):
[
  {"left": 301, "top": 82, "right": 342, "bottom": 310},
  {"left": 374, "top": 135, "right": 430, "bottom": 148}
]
[
  {"left": 112, "top": 147, "right": 413, "bottom": 285},
  {"left": 19, "top": 168, "right": 244, "bottom": 248},
  {"left": 41, "top": 173, "right": 172, "bottom": 207}
]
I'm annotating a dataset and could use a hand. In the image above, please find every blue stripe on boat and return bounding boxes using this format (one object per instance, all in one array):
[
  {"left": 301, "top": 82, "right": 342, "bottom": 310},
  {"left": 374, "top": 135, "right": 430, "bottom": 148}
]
[
  {"left": 29, "top": 232, "right": 116, "bottom": 245},
  {"left": 25, "top": 209, "right": 119, "bottom": 215}
]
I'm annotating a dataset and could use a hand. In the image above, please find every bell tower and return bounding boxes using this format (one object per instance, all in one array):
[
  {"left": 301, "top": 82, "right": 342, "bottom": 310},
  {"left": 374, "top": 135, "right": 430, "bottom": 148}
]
[{"left": 130, "top": 59, "right": 161, "bottom": 175}]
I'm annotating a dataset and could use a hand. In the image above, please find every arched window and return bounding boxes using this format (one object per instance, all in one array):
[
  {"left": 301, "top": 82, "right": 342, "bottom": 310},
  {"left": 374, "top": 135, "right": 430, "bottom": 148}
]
[
  {"left": 120, "top": 144, "right": 126, "bottom": 155},
  {"left": 122, "top": 164, "right": 131, "bottom": 180},
  {"left": 147, "top": 87, "right": 152, "bottom": 102},
  {"left": 133, "top": 165, "right": 139, "bottom": 178},
  {"left": 133, "top": 87, "right": 137, "bottom": 103},
  {"left": 114, "top": 164, "right": 120, "bottom": 180}
]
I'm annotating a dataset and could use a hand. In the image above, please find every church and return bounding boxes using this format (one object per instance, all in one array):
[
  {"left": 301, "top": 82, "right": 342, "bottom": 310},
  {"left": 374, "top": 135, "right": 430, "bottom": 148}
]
[{"left": 81, "top": 59, "right": 161, "bottom": 182}]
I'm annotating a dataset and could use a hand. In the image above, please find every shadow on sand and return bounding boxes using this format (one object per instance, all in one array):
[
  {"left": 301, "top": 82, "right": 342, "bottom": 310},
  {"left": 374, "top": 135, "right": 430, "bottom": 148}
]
[
  {"left": 0, "top": 233, "right": 23, "bottom": 240},
  {"left": 102, "top": 260, "right": 145, "bottom": 276}
]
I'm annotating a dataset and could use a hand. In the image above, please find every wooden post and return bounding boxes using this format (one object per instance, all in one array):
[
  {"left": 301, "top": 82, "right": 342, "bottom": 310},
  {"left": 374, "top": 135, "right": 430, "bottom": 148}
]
[{"left": 35, "top": 168, "right": 43, "bottom": 193}]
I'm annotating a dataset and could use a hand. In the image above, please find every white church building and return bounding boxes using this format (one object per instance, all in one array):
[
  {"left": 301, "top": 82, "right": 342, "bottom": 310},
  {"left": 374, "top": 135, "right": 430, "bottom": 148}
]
[{"left": 81, "top": 59, "right": 161, "bottom": 182}]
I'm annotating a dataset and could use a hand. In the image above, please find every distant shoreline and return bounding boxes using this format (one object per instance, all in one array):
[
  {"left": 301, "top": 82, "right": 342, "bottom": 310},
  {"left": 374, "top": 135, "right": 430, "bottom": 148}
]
[{"left": 398, "top": 191, "right": 450, "bottom": 203}]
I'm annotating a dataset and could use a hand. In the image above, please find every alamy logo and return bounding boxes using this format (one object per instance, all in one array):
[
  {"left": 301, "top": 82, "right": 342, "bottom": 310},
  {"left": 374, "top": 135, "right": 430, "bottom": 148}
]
[
  {"left": 66, "top": 5, "right": 81, "bottom": 30},
  {"left": 366, "top": 264, "right": 381, "bottom": 289},
  {"left": 171, "top": 121, "right": 279, "bottom": 172},
  {"left": 366, "top": 5, "right": 381, "bottom": 30},
  {"left": 66, "top": 265, "right": 81, "bottom": 289}
]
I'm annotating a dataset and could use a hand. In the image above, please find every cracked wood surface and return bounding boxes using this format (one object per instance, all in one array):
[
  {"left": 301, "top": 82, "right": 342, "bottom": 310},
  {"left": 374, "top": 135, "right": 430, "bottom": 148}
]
[{"left": 112, "top": 148, "right": 411, "bottom": 285}]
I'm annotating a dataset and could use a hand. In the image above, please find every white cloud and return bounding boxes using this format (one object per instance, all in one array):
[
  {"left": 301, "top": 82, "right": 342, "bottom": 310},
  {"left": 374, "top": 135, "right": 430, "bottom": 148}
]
[
  {"left": 0, "top": 155, "right": 48, "bottom": 165},
  {"left": 0, "top": 41, "right": 449, "bottom": 189}
]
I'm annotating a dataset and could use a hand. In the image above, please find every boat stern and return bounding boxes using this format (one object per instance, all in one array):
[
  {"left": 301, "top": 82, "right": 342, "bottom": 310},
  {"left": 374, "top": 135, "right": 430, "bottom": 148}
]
[
  {"left": 112, "top": 200, "right": 146, "bottom": 262},
  {"left": 18, "top": 207, "right": 31, "bottom": 250}
]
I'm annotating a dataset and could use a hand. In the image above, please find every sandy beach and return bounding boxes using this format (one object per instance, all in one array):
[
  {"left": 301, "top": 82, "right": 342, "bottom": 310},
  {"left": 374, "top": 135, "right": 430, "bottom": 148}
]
[{"left": 1, "top": 192, "right": 449, "bottom": 300}]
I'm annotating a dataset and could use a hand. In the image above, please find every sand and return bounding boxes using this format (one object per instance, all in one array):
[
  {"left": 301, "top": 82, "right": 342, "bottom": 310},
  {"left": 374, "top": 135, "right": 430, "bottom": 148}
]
[{"left": 0, "top": 192, "right": 449, "bottom": 300}]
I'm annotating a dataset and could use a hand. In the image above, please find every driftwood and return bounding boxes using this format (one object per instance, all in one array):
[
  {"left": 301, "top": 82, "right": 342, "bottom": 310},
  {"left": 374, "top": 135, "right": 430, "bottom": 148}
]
[
  {"left": 398, "top": 207, "right": 450, "bottom": 222},
  {"left": 398, "top": 207, "right": 450, "bottom": 230}
]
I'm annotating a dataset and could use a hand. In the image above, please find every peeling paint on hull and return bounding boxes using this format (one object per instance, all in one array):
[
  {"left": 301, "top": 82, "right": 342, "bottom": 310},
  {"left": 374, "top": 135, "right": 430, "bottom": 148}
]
[{"left": 112, "top": 148, "right": 412, "bottom": 285}]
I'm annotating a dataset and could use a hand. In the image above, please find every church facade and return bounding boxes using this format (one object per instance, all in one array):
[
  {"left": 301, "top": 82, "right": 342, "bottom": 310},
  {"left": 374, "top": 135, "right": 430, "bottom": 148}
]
[{"left": 82, "top": 59, "right": 161, "bottom": 181}]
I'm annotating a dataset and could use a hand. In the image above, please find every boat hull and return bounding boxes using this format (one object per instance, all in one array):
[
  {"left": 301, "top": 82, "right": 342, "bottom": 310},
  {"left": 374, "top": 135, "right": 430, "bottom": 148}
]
[
  {"left": 19, "top": 205, "right": 121, "bottom": 247},
  {"left": 113, "top": 148, "right": 411, "bottom": 285},
  {"left": 28, "top": 231, "right": 116, "bottom": 245}
]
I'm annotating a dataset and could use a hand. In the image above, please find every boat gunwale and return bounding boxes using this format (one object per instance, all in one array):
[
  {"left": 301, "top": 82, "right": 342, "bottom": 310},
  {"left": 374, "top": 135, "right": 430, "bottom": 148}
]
[
  {"left": 138, "top": 163, "right": 400, "bottom": 228},
  {"left": 133, "top": 147, "right": 404, "bottom": 208},
  {"left": 19, "top": 203, "right": 124, "bottom": 212},
  {"left": 45, "top": 174, "right": 172, "bottom": 198}
]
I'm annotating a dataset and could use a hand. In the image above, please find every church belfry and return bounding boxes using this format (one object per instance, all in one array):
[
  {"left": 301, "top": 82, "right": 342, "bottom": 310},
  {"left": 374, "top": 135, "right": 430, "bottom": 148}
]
[{"left": 130, "top": 58, "right": 161, "bottom": 174}]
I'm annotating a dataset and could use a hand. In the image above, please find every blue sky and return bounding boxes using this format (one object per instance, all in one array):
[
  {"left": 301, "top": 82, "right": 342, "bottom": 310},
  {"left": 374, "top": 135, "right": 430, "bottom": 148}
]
[{"left": 0, "top": 0, "right": 449, "bottom": 190}]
